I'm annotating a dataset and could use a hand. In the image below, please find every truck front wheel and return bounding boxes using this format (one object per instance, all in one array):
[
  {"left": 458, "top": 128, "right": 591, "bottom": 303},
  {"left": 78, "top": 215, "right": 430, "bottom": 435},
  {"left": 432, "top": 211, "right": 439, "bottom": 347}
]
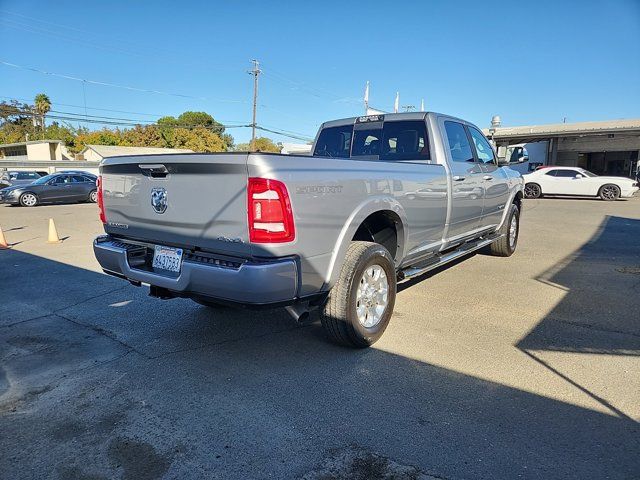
[
  {"left": 489, "top": 203, "right": 520, "bottom": 257},
  {"left": 320, "top": 241, "right": 396, "bottom": 348}
]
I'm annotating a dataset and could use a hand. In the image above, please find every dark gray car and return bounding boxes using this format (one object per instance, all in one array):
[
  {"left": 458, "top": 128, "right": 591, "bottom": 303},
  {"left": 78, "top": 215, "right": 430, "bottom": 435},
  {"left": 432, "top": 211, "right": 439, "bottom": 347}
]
[
  {"left": 0, "top": 172, "right": 97, "bottom": 207},
  {"left": 0, "top": 170, "right": 41, "bottom": 189}
]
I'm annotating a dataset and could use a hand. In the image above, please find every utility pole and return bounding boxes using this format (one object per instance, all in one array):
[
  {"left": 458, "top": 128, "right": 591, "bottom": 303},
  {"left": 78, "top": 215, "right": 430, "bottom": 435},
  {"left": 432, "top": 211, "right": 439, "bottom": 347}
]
[{"left": 248, "top": 59, "right": 261, "bottom": 151}]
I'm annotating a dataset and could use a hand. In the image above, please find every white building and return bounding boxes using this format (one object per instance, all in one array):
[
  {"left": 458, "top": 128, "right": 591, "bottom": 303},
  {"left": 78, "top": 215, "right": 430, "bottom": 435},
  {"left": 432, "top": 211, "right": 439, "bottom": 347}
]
[
  {"left": 0, "top": 140, "right": 73, "bottom": 161},
  {"left": 280, "top": 143, "right": 312, "bottom": 155},
  {"left": 485, "top": 118, "right": 640, "bottom": 177},
  {"left": 79, "top": 144, "right": 194, "bottom": 162}
]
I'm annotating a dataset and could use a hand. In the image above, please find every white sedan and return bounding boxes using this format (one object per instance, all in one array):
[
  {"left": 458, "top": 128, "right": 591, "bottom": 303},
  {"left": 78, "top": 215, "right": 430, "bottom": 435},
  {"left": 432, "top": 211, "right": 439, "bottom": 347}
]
[{"left": 523, "top": 167, "right": 639, "bottom": 201}]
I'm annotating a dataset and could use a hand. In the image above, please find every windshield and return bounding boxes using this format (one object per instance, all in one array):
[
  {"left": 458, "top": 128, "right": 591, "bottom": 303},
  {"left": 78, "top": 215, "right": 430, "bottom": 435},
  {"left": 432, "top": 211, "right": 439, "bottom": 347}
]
[
  {"left": 579, "top": 169, "right": 597, "bottom": 177},
  {"left": 31, "top": 174, "right": 57, "bottom": 185}
]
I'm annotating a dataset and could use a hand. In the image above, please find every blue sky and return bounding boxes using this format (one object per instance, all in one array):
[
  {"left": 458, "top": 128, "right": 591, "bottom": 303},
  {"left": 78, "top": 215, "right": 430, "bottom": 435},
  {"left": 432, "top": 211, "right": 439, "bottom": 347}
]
[{"left": 1, "top": 0, "right": 639, "bottom": 144}]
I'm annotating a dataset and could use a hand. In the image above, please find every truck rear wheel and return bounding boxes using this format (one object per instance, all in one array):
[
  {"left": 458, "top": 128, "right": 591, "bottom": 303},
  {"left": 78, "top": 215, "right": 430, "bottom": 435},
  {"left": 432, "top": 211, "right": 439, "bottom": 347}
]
[
  {"left": 489, "top": 203, "right": 520, "bottom": 257},
  {"left": 320, "top": 241, "right": 396, "bottom": 348}
]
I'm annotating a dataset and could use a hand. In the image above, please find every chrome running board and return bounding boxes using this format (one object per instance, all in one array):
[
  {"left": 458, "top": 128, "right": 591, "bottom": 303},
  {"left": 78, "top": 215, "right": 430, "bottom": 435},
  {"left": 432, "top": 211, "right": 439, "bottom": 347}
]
[{"left": 399, "top": 234, "right": 503, "bottom": 281}]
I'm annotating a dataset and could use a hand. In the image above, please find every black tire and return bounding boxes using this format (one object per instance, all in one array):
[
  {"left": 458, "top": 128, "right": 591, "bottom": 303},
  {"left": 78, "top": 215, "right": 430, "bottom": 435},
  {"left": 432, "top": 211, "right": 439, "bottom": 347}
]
[
  {"left": 598, "top": 184, "right": 620, "bottom": 201},
  {"left": 320, "top": 241, "right": 397, "bottom": 348},
  {"left": 19, "top": 192, "right": 38, "bottom": 207},
  {"left": 489, "top": 203, "right": 520, "bottom": 257},
  {"left": 524, "top": 183, "right": 541, "bottom": 199},
  {"left": 88, "top": 189, "right": 98, "bottom": 203}
]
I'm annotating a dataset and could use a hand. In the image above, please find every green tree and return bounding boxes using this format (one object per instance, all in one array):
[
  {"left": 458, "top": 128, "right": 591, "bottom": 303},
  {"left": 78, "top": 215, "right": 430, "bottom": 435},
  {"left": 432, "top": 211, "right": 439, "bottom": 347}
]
[
  {"left": 34, "top": 93, "right": 51, "bottom": 136},
  {"left": 73, "top": 128, "right": 124, "bottom": 153},
  {"left": 167, "top": 127, "right": 227, "bottom": 152},
  {"left": 158, "top": 111, "right": 226, "bottom": 136},
  {"left": 235, "top": 137, "right": 281, "bottom": 153},
  {"left": 45, "top": 122, "right": 82, "bottom": 151},
  {"left": 0, "top": 100, "right": 35, "bottom": 144},
  {"left": 121, "top": 125, "right": 167, "bottom": 148}
]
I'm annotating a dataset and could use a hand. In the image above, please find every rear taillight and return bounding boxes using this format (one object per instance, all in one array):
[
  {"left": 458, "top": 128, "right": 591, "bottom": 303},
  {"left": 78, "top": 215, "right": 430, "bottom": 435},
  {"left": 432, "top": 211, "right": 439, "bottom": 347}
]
[
  {"left": 247, "top": 177, "right": 295, "bottom": 243},
  {"left": 96, "top": 176, "right": 106, "bottom": 224}
]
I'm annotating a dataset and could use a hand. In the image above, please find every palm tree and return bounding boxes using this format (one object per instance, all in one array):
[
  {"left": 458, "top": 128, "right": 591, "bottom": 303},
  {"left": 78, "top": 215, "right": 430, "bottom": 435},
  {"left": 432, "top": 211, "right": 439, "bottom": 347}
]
[{"left": 34, "top": 93, "right": 51, "bottom": 137}]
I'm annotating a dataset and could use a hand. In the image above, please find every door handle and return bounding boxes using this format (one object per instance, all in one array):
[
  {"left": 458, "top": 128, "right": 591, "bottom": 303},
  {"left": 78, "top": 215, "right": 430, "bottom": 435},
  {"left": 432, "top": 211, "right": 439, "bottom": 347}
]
[
  {"left": 452, "top": 175, "right": 466, "bottom": 181},
  {"left": 483, "top": 175, "right": 493, "bottom": 181}
]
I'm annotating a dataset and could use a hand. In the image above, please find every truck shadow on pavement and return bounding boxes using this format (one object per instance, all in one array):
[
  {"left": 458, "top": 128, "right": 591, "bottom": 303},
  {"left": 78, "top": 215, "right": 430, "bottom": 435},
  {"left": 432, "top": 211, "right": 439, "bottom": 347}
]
[
  {"left": 517, "top": 215, "right": 640, "bottom": 356},
  {"left": 514, "top": 215, "right": 640, "bottom": 424},
  {"left": 0, "top": 245, "right": 639, "bottom": 480}
]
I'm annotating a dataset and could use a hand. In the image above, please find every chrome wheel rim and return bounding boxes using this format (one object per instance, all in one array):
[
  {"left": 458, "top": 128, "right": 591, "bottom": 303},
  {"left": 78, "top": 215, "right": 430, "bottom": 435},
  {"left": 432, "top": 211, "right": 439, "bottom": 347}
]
[
  {"left": 509, "top": 214, "right": 518, "bottom": 248},
  {"left": 22, "top": 193, "right": 36, "bottom": 206},
  {"left": 602, "top": 185, "right": 618, "bottom": 200},
  {"left": 90, "top": 191, "right": 97, "bottom": 202},
  {"left": 356, "top": 264, "right": 389, "bottom": 328}
]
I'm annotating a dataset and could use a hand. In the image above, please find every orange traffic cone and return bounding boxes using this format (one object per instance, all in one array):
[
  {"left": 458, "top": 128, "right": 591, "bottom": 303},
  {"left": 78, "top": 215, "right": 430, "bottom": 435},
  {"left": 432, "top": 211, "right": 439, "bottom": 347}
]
[
  {"left": 0, "top": 225, "right": 8, "bottom": 249},
  {"left": 47, "top": 218, "right": 62, "bottom": 244}
]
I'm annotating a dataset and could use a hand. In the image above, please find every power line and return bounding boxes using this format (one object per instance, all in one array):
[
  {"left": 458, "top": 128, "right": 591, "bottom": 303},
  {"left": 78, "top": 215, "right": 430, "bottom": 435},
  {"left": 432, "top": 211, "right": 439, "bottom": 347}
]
[
  {"left": 262, "top": 66, "right": 361, "bottom": 105},
  {"left": 255, "top": 126, "right": 313, "bottom": 142},
  {"left": 0, "top": 95, "right": 165, "bottom": 117},
  {"left": 0, "top": 60, "right": 247, "bottom": 103},
  {"left": 0, "top": 95, "right": 248, "bottom": 124},
  {"left": 1, "top": 106, "right": 250, "bottom": 130},
  {"left": 0, "top": 11, "right": 240, "bottom": 72},
  {"left": 2, "top": 104, "right": 314, "bottom": 141}
]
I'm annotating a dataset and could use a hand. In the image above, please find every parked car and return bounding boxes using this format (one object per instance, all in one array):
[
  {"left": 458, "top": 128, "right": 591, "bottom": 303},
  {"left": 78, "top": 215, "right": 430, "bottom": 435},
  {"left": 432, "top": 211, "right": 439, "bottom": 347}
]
[
  {"left": 0, "top": 170, "right": 41, "bottom": 189},
  {"left": 523, "top": 166, "right": 639, "bottom": 200},
  {"left": 93, "top": 112, "right": 525, "bottom": 347},
  {"left": 0, "top": 172, "right": 98, "bottom": 206}
]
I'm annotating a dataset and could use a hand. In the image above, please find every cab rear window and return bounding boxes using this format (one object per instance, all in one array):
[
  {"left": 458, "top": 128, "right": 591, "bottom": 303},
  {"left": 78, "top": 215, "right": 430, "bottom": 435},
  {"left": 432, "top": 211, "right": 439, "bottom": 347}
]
[{"left": 314, "top": 120, "right": 430, "bottom": 161}]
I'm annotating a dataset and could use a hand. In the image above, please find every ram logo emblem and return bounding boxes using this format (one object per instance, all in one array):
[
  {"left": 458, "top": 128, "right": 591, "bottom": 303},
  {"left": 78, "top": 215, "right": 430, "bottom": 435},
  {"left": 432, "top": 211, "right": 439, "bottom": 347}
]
[{"left": 151, "top": 187, "right": 168, "bottom": 214}]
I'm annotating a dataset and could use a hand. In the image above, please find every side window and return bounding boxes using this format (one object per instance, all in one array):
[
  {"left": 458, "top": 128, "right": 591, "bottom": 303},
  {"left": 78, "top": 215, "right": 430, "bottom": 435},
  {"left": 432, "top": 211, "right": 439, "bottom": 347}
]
[
  {"left": 381, "top": 121, "right": 430, "bottom": 161},
  {"left": 545, "top": 169, "right": 558, "bottom": 176},
  {"left": 52, "top": 175, "right": 68, "bottom": 185},
  {"left": 444, "top": 121, "right": 474, "bottom": 163},
  {"left": 313, "top": 125, "right": 353, "bottom": 158},
  {"left": 554, "top": 170, "right": 579, "bottom": 178},
  {"left": 72, "top": 175, "right": 86, "bottom": 183},
  {"left": 468, "top": 127, "right": 496, "bottom": 164}
]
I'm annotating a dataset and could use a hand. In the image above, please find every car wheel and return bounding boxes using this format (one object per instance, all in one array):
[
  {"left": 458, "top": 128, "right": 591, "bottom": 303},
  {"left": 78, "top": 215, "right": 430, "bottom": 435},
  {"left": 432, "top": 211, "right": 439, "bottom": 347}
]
[
  {"left": 19, "top": 192, "right": 38, "bottom": 207},
  {"left": 524, "top": 183, "right": 542, "bottom": 199},
  {"left": 599, "top": 184, "right": 620, "bottom": 201},
  {"left": 489, "top": 203, "right": 520, "bottom": 257},
  {"left": 320, "top": 241, "right": 396, "bottom": 348},
  {"left": 88, "top": 189, "right": 98, "bottom": 203}
]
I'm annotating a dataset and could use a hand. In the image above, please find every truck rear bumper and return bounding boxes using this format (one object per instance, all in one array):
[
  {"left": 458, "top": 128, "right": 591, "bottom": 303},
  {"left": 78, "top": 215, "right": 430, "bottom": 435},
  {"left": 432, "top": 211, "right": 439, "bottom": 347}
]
[{"left": 93, "top": 236, "right": 298, "bottom": 305}]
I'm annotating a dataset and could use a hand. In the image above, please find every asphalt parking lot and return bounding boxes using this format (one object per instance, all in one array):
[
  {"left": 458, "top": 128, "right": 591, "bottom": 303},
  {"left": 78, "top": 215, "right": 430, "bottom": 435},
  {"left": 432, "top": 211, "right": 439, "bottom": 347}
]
[{"left": 1, "top": 197, "right": 639, "bottom": 479}]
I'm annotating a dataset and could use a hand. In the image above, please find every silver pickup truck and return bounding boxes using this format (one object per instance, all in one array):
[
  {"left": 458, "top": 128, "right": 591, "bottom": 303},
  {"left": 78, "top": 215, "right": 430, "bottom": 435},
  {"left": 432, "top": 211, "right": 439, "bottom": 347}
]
[{"left": 94, "top": 112, "right": 524, "bottom": 347}]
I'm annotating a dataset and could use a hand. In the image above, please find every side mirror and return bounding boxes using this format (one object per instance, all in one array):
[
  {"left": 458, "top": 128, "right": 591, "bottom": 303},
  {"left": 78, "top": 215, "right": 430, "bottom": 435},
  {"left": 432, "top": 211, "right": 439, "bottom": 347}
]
[
  {"left": 519, "top": 155, "right": 529, "bottom": 163},
  {"left": 575, "top": 173, "right": 584, "bottom": 179}
]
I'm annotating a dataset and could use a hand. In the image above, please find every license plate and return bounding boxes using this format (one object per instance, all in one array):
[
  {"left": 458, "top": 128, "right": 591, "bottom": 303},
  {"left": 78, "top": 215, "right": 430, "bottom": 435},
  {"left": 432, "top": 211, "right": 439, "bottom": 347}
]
[{"left": 152, "top": 245, "right": 183, "bottom": 273}]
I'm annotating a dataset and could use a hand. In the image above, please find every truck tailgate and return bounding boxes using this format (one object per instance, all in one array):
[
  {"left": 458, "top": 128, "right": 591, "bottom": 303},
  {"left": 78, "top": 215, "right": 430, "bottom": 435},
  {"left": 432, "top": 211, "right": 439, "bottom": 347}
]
[{"left": 100, "top": 153, "right": 251, "bottom": 256}]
